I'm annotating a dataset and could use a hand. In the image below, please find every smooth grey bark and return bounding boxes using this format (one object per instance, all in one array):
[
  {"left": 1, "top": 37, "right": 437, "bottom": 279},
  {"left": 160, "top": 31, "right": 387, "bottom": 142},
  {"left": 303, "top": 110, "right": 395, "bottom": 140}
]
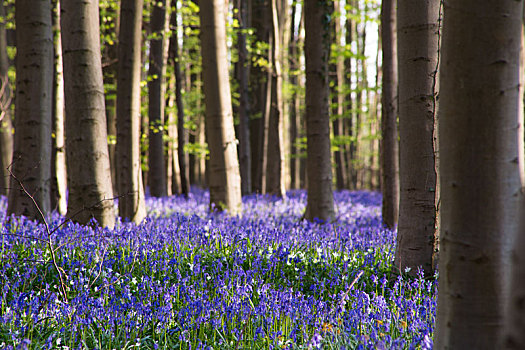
[
  {"left": 116, "top": 0, "right": 146, "bottom": 223},
  {"left": 394, "top": 0, "right": 439, "bottom": 275},
  {"left": 0, "top": 2, "right": 12, "bottom": 196},
  {"left": 380, "top": 0, "right": 399, "bottom": 229},
  {"left": 51, "top": 0, "right": 67, "bottom": 215},
  {"left": 331, "top": 0, "right": 346, "bottom": 191},
  {"left": 304, "top": 0, "right": 334, "bottom": 222},
  {"left": 234, "top": 0, "right": 252, "bottom": 196},
  {"left": 169, "top": 3, "right": 190, "bottom": 197},
  {"left": 147, "top": 0, "right": 170, "bottom": 197},
  {"left": 288, "top": 1, "right": 300, "bottom": 190},
  {"left": 249, "top": 0, "right": 270, "bottom": 193},
  {"left": 8, "top": 0, "right": 52, "bottom": 220},
  {"left": 200, "top": 0, "right": 242, "bottom": 215},
  {"left": 434, "top": 0, "right": 523, "bottom": 348},
  {"left": 265, "top": 0, "right": 285, "bottom": 198},
  {"left": 61, "top": 0, "right": 115, "bottom": 227}
]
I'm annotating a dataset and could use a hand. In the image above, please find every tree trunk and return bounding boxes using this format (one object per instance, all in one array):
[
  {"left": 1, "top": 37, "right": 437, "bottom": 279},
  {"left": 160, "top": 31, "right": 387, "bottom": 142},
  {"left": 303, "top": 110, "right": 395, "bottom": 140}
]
[
  {"left": 169, "top": 3, "right": 190, "bottom": 197},
  {"left": 249, "top": 0, "right": 270, "bottom": 193},
  {"left": 288, "top": 1, "right": 300, "bottom": 190},
  {"left": 8, "top": 0, "right": 52, "bottom": 220},
  {"left": 380, "top": 0, "right": 399, "bottom": 229},
  {"left": 61, "top": 0, "right": 115, "bottom": 227},
  {"left": 51, "top": 0, "right": 67, "bottom": 215},
  {"left": 148, "top": 0, "right": 170, "bottom": 197},
  {"left": 115, "top": 0, "right": 146, "bottom": 223},
  {"left": 433, "top": 0, "right": 523, "bottom": 347},
  {"left": 331, "top": 0, "right": 346, "bottom": 191},
  {"left": 200, "top": 0, "right": 242, "bottom": 215},
  {"left": 344, "top": 0, "right": 356, "bottom": 190},
  {"left": 0, "top": 1, "right": 12, "bottom": 196},
  {"left": 235, "top": 0, "right": 252, "bottom": 196},
  {"left": 394, "top": 0, "right": 439, "bottom": 275},
  {"left": 265, "top": 0, "right": 285, "bottom": 197},
  {"left": 304, "top": 0, "right": 334, "bottom": 222}
]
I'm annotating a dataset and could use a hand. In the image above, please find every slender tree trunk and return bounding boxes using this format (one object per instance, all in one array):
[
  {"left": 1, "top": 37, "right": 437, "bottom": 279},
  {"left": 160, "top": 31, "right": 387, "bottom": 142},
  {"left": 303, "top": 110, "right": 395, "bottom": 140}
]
[
  {"left": 0, "top": 1, "right": 13, "bottom": 196},
  {"left": 288, "top": 1, "right": 300, "bottom": 190},
  {"left": 304, "top": 0, "right": 334, "bottom": 222},
  {"left": 394, "top": 0, "right": 439, "bottom": 275},
  {"left": 235, "top": 0, "right": 252, "bottom": 196},
  {"left": 169, "top": 3, "right": 190, "bottom": 197},
  {"left": 102, "top": 0, "right": 120, "bottom": 196},
  {"left": 148, "top": 0, "right": 170, "bottom": 197},
  {"left": 250, "top": 0, "right": 270, "bottom": 193},
  {"left": 380, "top": 0, "right": 399, "bottom": 229},
  {"left": 8, "top": 0, "right": 53, "bottom": 219},
  {"left": 433, "top": 0, "right": 523, "bottom": 347},
  {"left": 61, "top": 0, "right": 115, "bottom": 227},
  {"left": 344, "top": 0, "right": 356, "bottom": 190},
  {"left": 332, "top": 0, "right": 346, "bottom": 191},
  {"left": 200, "top": 0, "right": 242, "bottom": 214},
  {"left": 51, "top": 0, "right": 67, "bottom": 215},
  {"left": 166, "top": 73, "right": 181, "bottom": 195},
  {"left": 265, "top": 0, "right": 285, "bottom": 197},
  {"left": 116, "top": 0, "right": 146, "bottom": 223}
]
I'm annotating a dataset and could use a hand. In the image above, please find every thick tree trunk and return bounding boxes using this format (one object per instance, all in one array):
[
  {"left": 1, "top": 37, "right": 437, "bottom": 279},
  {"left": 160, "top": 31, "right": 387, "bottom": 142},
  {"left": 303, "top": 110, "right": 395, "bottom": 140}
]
[
  {"left": 380, "top": 0, "right": 399, "bottom": 229},
  {"left": 148, "top": 0, "right": 170, "bottom": 197},
  {"left": 265, "top": 0, "right": 285, "bottom": 197},
  {"left": 8, "top": 0, "right": 53, "bottom": 220},
  {"left": 433, "top": 0, "right": 523, "bottom": 348},
  {"left": 304, "top": 0, "right": 334, "bottom": 222},
  {"left": 234, "top": 0, "right": 252, "bottom": 196},
  {"left": 0, "top": 2, "right": 12, "bottom": 196},
  {"left": 115, "top": 0, "right": 146, "bottom": 223},
  {"left": 200, "top": 0, "right": 242, "bottom": 215},
  {"left": 61, "top": 0, "right": 115, "bottom": 227},
  {"left": 394, "top": 0, "right": 439, "bottom": 275},
  {"left": 51, "top": 0, "right": 67, "bottom": 215}
]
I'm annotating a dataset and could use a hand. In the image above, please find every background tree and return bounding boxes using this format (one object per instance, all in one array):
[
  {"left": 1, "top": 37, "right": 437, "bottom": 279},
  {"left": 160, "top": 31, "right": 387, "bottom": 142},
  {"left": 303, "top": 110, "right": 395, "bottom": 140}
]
[
  {"left": 304, "top": 0, "right": 334, "bottom": 222},
  {"left": 265, "top": 0, "right": 285, "bottom": 197},
  {"left": 8, "top": 0, "right": 53, "bottom": 220},
  {"left": 380, "top": 0, "right": 398, "bottom": 229},
  {"left": 51, "top": 0, "right": 67, "bottom": 215},
  {"left": 169, "top": 2, "right": 190, "bottom": 197},
  {"left": 234, "top": 0, "right": 252, "bottom": 196},
  {"left": 0, "top": 1, "right": 12, "bottom": 196},
  {"left": 394, "top": 0, "right": 439, "bottom": 275},
  {"left": 61, "top": 0, "right": 115, "bottom": 227},
  {"left": 148, "top": 0, "right": 170, "bottom": 197},
  {"left": 116, "top": 0, "right": 147, "bottom": 223},
  {"left": 434, "top": 0, "right": 523, "bottom": 347},
  {"left": 200, "top": 0, "right": 242, "bottom": 215}
]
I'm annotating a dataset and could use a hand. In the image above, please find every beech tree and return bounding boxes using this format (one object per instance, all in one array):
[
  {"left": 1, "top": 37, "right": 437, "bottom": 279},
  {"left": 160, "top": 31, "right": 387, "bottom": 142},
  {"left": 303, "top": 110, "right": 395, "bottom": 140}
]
[
  {"left": 148, "top": 0, "right": 170, "bottom": 197},
  {"left": 0, "top": 1, "right": 12, "bottom": 196},
  {"left": 8, "top": 0, "right": 53, "bottom": 220},
  {"left": 380, "top": 0, "right": 399, "bottom": 229},
  {"left": 200, "top": 0, "right": 242, "bottom": 215},
  {"left": 116, "top": 0, "right": 147, "bottom": 223},
  {"left": 304, "top": 0, "right": 334, "bottom": 222},
  {"left": 61, "top": 0, "right": 115, "bottom": 227},
  {"left": 434, "top": 0, "right": 523, "bottom": 347},
  {"left": 234, "top": 0, "right": 252, "bottom": 196},
  {"left": 394, "top": 0, "right": 439, "bottom": 275}
]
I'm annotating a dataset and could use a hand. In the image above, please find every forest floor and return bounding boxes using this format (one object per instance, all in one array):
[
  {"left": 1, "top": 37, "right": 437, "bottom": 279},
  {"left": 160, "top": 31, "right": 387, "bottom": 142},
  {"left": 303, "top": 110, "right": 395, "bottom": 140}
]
[{"left": 0, "top": 189, "right": 435, "bottom": 349}]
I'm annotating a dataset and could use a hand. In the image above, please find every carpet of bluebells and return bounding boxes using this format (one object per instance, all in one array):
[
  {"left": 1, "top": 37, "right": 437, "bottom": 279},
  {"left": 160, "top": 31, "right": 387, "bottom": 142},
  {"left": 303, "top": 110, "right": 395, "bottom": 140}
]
[{"left": 0, "top": 189, "right": 436, "bottom": 349}]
